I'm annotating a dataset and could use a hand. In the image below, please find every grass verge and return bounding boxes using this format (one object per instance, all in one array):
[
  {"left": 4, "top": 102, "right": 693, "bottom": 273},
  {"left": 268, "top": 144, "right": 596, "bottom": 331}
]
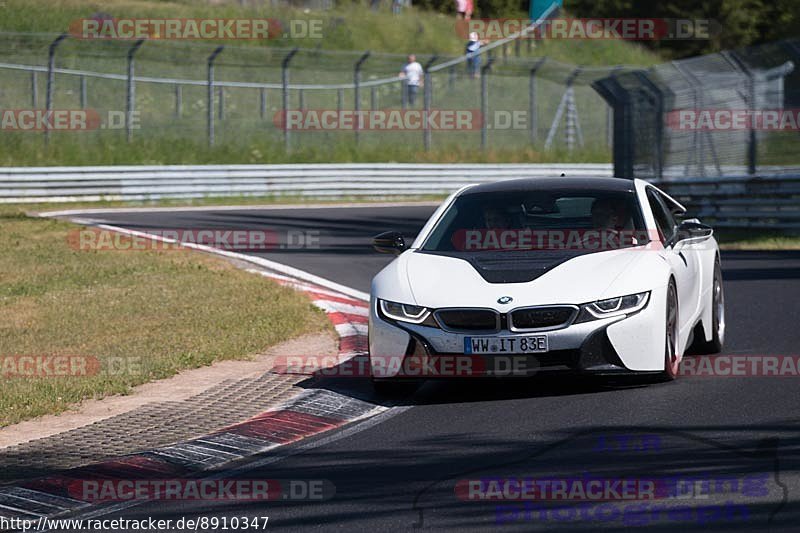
[
  {"left": 0, "top": 133, "right": 613, "bottom": 167},
  {"left": 716, "top": 230, "right": 800, "bottom": 250},
  {"left": 0, "top": 204, "right": 332, "bottom": 427},
  {"left": 0, "top": 0, "right": 660, "bottom": 64}
]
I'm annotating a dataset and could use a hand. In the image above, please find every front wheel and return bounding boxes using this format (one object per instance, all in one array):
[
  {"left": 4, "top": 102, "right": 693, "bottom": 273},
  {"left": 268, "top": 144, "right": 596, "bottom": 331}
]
[{"left": 661, "top": 280, "right": 680, "bottom": 380}]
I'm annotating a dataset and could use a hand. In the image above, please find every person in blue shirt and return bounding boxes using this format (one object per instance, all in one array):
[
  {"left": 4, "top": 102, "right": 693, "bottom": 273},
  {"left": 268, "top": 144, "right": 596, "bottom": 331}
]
[{"left": 465, "top": 32, "right": 487, "bottom": 79}]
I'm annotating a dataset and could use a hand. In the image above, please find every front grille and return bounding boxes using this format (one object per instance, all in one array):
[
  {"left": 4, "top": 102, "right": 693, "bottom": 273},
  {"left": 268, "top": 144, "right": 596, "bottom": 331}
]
[
  {"left": 435, "top": 309, "right": 499, "bottom": 332},
  {"left": 510, "top": 306, "right": 576, "bottom": 330}
]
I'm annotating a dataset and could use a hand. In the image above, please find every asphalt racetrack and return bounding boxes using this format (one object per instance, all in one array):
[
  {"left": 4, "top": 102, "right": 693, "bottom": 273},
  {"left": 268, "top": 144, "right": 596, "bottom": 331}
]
[{"left": 75, "top": 204, "right": 800, "bottom": 531}]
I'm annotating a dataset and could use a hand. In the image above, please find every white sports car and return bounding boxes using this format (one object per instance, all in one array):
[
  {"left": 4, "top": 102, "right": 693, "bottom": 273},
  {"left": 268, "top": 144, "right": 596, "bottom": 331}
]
[{"left": 368, "top": 177, "right": 724, "bottom": 392}]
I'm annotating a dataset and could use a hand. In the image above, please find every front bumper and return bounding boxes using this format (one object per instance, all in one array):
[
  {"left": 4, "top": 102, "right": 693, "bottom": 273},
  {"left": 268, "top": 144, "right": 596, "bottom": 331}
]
[{"left": 368, "top": 286, "right": 667, "bottom": 379}]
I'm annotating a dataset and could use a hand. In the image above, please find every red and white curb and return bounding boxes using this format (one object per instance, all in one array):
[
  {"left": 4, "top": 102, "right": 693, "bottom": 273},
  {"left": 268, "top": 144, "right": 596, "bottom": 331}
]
[{"left": 0, "top": 219, "right": 383, "bottom": 525}]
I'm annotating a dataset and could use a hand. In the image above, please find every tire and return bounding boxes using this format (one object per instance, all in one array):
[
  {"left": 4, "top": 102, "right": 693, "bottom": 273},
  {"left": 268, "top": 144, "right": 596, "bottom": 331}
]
[
  {"left": 371, "top": 378, "right": 417, "bottom": 397},
  {"left": 692, "top": 259, "right": 725, "bottom": 354},
  {"left": 661, "top": 279, "right": 680, "bottom": 381}
]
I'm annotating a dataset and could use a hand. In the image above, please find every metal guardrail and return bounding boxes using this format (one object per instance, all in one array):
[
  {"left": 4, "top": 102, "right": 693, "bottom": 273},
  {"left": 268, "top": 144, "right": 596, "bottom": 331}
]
[
  {"left": 0, "top": 163, "right": 613, "bottom": 203},
  {"left": 656, "top": 175, "right": 800, "bottom": 230},
  {"left": 3, "top": 164, "right": 797, "bottom": 230}
]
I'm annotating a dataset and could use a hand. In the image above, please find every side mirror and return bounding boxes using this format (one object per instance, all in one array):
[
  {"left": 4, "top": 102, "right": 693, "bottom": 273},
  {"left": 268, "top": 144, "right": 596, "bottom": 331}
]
[
  {"left": 673, "top": 220, "right": 713, "bottom": 246},
  {"left": 372, "top": 231, "right": 407, "bottom": 254}
]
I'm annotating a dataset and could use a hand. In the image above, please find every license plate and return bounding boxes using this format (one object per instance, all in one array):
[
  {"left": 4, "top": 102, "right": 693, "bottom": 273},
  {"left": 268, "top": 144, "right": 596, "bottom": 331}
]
[{"left": 464, "top": 335, "right": 548, "bottom": 354}]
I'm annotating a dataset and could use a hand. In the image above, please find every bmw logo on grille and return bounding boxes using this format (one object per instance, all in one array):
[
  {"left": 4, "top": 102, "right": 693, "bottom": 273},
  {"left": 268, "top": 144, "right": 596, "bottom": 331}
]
[{"left": 497, "top": 296, "right": 513, "bottom": 304}]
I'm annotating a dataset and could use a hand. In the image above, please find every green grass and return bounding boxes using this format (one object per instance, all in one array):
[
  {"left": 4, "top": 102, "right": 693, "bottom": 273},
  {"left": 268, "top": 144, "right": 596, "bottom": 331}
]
[
  {"left": 0, "top": 204, "right": 332, "bottom": 427},
  {"left": 0, "top": 0, "right": 661, "bottom": 64},
  {"left": 0, "top": 133, "right": 612, "bottom": 166},
  {"left": 716, "top": 229, "right": 800, "bottom": 250}
]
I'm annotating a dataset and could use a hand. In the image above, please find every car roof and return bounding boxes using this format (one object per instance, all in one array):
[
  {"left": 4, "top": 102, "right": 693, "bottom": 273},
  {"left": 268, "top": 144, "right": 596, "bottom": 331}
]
[{"left": 460, "top": 176, "right": 636, "bottom": 196}]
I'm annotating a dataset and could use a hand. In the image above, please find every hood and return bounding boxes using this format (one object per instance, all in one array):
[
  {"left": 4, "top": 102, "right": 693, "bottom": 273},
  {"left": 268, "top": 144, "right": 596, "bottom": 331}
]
[{"left": 396, "top": 247, "right": 654, "bottom": 309}]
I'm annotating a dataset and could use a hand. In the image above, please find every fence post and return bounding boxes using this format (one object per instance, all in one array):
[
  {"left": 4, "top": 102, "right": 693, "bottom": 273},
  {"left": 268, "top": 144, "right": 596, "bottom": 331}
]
[
  {"left": 337, "top": 89, "right": 344, "bottom": 111},
  {"left": 218, "top": 86, "right": 225, "bottom": 120},
  {"left": 724, "top": 51, "right": 757, "bottom": 175},
  {"left": 126, "top": 39, "right": 144, "bottom": 143},
  {"left": 634, "top": 70, "right": 665, "bottom": 180},
  {"left": 175, "top": 85, "right": 182, "bottom": 118},
  {"left": 353, "top": 51, "right": 370, "bottom": 146},
  {"left": 79, "top": 75, "right": 87, "bottom": 109},
  {"left": 370, "top": 87, "right": 377, "bottom": 110},
  {"left": 260, "top": 88, "right": 267, "bottom": 119},
  {"left": 423, "top": 55, "right": 438, "bottom": 151},
  {"left": 400, "top": 78, "right": 408, "bottom": 109},
  {"left": 529, "top": 57, "right": 546, "bottom": 143},
  {"left": 282, "top": 47, "right": 298, "bottom": 152},
  {"left": 31, "top": 71, "right": 38, "bottom": 108},
  {"left": 45, "top": 33, "right": 68, "bottom": 146},
  {"left": 564, "top": 68, "right": 583, "bottom": 152},
  {"left": 207, "top": 45, "right": 224, "bottom": 147},
  {"left": 545, "top": 67, "right": 581, "bottom": 151},
  {"left": 299, "top": 89, "right": 305, "bottom": 110},
  {"left": 480, "top": 56, "right": 495, "bottom": 150}
]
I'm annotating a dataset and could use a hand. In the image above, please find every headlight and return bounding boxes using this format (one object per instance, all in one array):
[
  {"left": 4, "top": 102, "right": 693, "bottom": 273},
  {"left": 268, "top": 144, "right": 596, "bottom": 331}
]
[
  {"left": 378, "top": 299, "right": 436, "bottom": 326},
  {"left": 577, "top": 291, "right": 650, "bottom": 321}
]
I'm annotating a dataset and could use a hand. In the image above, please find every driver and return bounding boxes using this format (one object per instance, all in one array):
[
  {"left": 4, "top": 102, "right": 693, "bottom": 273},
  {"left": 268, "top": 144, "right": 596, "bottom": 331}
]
[
  {"left": 591, "top": 197, "right": 628, "bottom": 232},
  {"left": 483, "top": 207, "right": 512, "bottom": 229},
  {"left": 589, "top": 198, "right": 631, "bottom": 249}
]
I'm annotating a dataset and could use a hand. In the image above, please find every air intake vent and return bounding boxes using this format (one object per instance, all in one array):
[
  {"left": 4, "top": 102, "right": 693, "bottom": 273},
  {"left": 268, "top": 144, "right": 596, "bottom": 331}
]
[
  {"left": 435, "top": 309, "right": 500, "bottom": 332},
  {"left": 510, "top": 306, "right": 577, "bottom": 330}
]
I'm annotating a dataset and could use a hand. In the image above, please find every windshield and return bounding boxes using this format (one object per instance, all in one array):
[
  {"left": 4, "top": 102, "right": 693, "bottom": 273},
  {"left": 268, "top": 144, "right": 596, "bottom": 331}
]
[{"left": 421, "top": 189, "right": 649, "bottom": 253}]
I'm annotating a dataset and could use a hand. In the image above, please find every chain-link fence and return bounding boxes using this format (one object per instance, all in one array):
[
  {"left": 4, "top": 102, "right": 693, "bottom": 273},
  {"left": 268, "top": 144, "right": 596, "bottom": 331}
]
[
  {"left": 0, "top": 22, "right": 638, "bottom": 159},
  {"left": 594, "top": 39, "right": 800, "bottom": 180}
]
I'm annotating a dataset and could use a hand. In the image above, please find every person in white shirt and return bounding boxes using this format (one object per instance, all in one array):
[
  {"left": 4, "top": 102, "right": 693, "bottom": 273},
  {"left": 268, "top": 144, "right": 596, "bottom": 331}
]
[
  {"left": 455, "top": 0, "right": 467, "bottom": 18},
  {"left": 399, "top": 54, "right": 424, "bottom": 106}
]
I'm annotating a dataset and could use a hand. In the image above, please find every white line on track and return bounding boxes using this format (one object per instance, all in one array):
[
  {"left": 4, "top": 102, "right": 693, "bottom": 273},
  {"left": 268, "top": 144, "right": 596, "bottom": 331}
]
[
  {"left": 50, "top": 220, "right": 370, "bottom": 301},
  {"left": 34, "top": 200, "right": 440, "bottom": 218}
]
